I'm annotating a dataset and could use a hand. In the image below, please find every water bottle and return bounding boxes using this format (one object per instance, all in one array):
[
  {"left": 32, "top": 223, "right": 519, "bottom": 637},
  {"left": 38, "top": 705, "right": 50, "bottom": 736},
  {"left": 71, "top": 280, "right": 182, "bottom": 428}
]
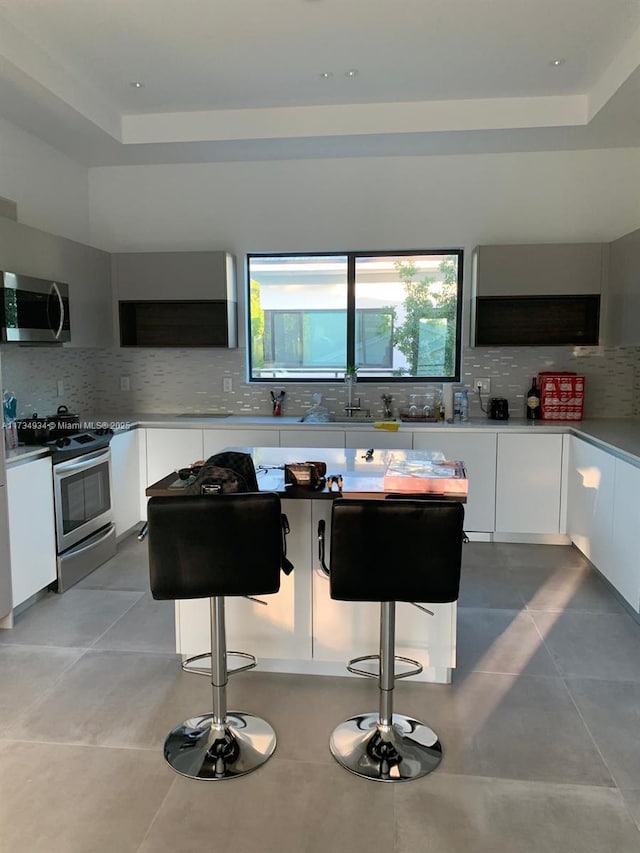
[
  {"left": 453, "top": 391, "right": 462, "bottom": 422},
  {"left": 460, "top": 388, "right": 469, "bottom": 422}
]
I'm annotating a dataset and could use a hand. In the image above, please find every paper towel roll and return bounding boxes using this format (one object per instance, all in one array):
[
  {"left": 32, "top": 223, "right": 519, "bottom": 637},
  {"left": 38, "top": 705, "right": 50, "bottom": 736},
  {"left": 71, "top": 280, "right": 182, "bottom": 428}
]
[{"left": 443, "top": 384, "right": 454, "bottom": 422}]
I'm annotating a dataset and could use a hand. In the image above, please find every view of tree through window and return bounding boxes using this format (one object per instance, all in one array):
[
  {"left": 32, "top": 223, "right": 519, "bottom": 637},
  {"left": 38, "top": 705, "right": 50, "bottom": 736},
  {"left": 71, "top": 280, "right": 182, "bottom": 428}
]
[{"left": 248, "top": 251, "right": 463, "bottom": 382}]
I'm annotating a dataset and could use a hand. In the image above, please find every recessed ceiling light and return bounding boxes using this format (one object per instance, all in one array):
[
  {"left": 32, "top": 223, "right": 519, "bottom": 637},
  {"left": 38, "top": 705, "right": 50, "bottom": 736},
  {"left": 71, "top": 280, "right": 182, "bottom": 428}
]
[
  {"left": 345, "top": 69, "right": 359, "bottom": 78},
  {"left": 130, "top": 81, "right": 144, "bottom": 88},
  {"left": 319, "top": 71, "right": 333, "bottom": 78},
  {"left": 549, "top": 59, "right": 565, "bottom": 67}
]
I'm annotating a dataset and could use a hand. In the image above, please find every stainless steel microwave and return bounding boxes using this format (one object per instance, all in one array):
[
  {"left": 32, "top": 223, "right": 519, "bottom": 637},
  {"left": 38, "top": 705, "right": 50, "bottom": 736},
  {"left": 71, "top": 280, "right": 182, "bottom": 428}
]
[{"left": 0, "top": 271, "right": 71, "bottom": 343}]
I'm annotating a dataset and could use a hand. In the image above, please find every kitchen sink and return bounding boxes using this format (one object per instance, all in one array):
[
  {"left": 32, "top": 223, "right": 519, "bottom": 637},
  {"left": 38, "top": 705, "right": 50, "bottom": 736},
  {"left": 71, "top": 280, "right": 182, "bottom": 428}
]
[
  {"left": 176, "top": 413, "right": 232, "bottom": 418},
  {"left": 298, "top": 416, "right": 398, "bottom": 425}
]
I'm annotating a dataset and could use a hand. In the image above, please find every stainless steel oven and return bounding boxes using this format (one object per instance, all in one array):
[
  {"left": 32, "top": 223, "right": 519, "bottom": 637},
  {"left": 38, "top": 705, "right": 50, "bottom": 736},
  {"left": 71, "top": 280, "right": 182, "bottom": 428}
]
[{"left": 52, "top": 446, "right": 116, "bottom": 592}]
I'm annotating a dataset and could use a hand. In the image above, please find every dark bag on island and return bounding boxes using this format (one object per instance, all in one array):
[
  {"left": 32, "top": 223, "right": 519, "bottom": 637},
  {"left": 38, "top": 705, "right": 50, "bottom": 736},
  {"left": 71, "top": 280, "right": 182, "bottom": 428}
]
[
  {"left": 184, "top": 451, "right": 294, "bottom": 575},
  {"left": 183, "top": 450, "right": 258, "bottom": 496},
  {"left": 184, "top": 465, "right": 248, "bottom": 495}
]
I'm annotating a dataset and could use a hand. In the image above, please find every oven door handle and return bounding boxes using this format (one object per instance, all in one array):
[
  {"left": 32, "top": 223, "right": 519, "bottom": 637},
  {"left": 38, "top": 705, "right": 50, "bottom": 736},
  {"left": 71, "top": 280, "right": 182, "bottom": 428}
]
[
  {"left": 63, "top": 523, "right": 115, "bottom": 558},
  {"left": 54, "top": 448, "right": 111, "bottom": 476}
]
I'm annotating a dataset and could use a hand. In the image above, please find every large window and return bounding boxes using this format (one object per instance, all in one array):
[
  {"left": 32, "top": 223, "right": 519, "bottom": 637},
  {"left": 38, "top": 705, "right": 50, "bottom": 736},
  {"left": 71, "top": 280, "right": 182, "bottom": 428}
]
[{"left": 248, "top": 250, "right": 463, "bottom": 382}]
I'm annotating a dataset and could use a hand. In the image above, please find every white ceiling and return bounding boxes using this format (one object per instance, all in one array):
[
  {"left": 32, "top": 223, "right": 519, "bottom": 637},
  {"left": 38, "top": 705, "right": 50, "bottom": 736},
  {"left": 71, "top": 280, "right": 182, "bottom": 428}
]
[{"left": 0, "top": 0, "right": 638, "bottom": 165}]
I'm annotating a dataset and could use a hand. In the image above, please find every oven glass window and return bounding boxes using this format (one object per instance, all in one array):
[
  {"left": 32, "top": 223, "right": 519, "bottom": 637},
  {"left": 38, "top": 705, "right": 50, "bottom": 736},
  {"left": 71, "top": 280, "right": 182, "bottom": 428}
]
[{"left": 59, "top": 459, "right": 111, "bottom": 535}]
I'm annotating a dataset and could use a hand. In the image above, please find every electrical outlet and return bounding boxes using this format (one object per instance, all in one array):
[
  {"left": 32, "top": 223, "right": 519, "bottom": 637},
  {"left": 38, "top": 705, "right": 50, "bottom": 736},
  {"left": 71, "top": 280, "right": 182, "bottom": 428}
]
[
  {"left": 475, "top": 377, "right": 491, "bottom": 395},
  {"left": 120, "top": 376, "right": 131, "bottom": 392},
  {"left": 56, "top": 379, "right": 64, "bottom": 397},
  {"left": 223, "top": 377, "right": 233, "bottom": 393}
]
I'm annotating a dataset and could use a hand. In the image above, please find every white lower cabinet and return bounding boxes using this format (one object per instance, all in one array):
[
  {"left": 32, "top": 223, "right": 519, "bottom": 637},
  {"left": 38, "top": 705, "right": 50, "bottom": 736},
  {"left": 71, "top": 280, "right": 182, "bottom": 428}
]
[
  {"left": 566, "top": 436, "right": 615, "bottom": 574},
  {"left": 203, "top": 428, "right": 279, "bottom": 457},
  {"left": 610, "top": 459, "right": 640, "bottom": 611},
  {"left": 412, "top": 430, "right": 497, "bottom": 532},
  {"left": 344, "top": 428, "right": 413, "bottom": 450},
  {"left": 280, "top": 429, "right": 344, "bottom": 449},
  {"left": 310, "top": 502, "right": 455, "bottom": 681},
  {"left": 110, "top": 430, "right": 142, "bottom": 536},
  {"left": 177, "top": 499, "right": 313, "bottom": 662},
  {"left": 145, "top": 428, "right": 204, "bottom": 489},
  {"left": 0, "top": 484, "right": 11, "bottom": 621},
  {"left": 176, "top": 498, "right": 455, "bottom": 683},
  {"left": 495, "top": 433, "right": 564, "bottom": 535},
  {"left": 567, "top": 436, "right": 640, "bottom": 612},
  {"left": 7, "top": 458, "right": 57, "bottom": 607}
]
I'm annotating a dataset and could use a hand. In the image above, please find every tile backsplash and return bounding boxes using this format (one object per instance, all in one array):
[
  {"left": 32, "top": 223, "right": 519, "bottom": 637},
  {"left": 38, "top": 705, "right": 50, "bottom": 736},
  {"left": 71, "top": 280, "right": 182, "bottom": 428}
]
[{"left": 2, "top": 344, "right": 639, "bottom": 420}]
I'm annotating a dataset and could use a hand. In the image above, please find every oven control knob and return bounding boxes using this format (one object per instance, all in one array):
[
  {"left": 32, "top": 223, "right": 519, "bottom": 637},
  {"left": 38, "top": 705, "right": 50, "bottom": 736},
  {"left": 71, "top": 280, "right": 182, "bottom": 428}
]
[{"left": 56, "top": 437, "right": 71, "bottom": 447}]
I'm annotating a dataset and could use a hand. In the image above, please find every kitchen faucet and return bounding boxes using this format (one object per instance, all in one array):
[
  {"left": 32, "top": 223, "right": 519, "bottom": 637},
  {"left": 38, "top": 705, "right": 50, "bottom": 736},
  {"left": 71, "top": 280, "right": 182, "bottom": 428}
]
[
  {"left": 344, "top": 373, "right": 362, "bottom": 417},
  {"left": 381, "top": 394, "right": 393, "bottom": 419}
]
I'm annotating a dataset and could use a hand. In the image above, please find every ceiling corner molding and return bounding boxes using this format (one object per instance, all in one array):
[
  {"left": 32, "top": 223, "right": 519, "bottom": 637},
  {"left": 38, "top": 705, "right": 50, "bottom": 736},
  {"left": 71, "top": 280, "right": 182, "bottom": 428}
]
[
  {"left": 0, "top": 13, "right": 121, "bottom": 140},
  {"left": 588, "top": 25, "right": 640, "bottom": 121},
  {"left": 121, "top": 95, "right": 589, "bottom": 146}
]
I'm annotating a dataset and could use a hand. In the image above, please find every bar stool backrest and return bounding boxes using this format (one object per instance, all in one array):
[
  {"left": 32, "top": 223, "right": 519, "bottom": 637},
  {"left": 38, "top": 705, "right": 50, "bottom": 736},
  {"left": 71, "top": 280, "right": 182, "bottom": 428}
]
[
  {"left": 329, "top": 498, "right": 464, "bottom": 603},
  {"left": 148, "top": 492, "right": 283, "bottom": 600}
]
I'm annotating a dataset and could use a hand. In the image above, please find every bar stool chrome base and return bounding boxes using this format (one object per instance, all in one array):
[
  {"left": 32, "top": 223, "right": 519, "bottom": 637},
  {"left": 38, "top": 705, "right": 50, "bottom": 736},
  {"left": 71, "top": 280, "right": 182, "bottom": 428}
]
[
  {"left": 164, "top": 712, "right": 277, "bottom": 780},
  {"left": 330, "top": 712, "right": 442, "bottom": 782}
]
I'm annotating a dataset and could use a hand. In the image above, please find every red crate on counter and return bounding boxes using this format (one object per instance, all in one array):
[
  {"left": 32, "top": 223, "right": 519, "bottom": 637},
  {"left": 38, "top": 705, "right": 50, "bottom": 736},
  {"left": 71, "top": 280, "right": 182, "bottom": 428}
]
[{"left": 538, "top": 372, "right": 584, "bottom": 421}]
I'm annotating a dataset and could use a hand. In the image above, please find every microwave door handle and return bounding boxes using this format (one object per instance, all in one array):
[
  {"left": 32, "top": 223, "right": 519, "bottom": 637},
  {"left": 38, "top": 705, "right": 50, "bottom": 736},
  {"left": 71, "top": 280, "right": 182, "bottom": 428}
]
[{"left": 50, "top": 282, "right": 65, "bottom": 340}]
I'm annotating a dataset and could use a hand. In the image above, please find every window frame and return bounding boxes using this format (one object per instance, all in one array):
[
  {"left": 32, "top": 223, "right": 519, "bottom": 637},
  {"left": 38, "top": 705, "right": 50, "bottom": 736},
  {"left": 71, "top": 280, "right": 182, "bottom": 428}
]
[{"left": 247, "top": 248, "right": 464, "bottom": 383}]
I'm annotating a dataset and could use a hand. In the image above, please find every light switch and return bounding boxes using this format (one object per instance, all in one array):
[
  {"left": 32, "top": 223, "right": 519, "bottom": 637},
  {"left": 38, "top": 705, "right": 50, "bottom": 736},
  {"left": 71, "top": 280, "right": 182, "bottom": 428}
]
[
  {"left": 223, "top": 377, "right": 233, "bottom": 392},
  {"left": 120, "top": 376, "right": 131, "bottom": 392}
]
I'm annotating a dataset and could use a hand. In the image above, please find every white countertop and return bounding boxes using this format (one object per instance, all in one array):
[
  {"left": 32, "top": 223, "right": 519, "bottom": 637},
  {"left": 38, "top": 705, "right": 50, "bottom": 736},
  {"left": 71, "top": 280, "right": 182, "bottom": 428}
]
[{"left": 5, "top": 415, "right": 640, "bottom": 468}]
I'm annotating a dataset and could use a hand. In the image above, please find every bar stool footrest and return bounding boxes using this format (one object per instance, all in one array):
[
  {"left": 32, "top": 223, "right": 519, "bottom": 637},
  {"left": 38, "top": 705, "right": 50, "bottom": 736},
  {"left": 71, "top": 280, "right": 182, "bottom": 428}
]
[
  {"left": 346, "top": 653, "right": 423, "bottom": 680},
  {"left": 182, "top": 650, "right": 257, "bottom": 678}
]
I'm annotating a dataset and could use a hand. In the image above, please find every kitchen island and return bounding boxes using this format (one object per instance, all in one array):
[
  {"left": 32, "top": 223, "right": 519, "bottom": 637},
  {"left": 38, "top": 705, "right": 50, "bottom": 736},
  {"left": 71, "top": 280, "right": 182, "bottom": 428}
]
[{"left": 146, "top": 446, "right": 468, "bottom": 683}]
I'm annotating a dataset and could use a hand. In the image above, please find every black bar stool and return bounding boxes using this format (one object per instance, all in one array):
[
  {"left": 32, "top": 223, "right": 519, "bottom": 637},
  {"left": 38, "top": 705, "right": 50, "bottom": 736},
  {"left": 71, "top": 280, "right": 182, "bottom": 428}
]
[
  {"left": 318, "top": 498, "right": 464, "bottom": 782},
  {"left": 147, "top": 492, "right": 285, "bottom": 781}
]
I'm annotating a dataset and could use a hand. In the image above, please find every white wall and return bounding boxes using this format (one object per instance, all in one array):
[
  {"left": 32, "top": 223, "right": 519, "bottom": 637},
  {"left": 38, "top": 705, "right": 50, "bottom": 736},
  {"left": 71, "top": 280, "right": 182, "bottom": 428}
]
[
  {"left": 0, "top": 115, "right": 90, "bottom": 243},
  {"left": 88, "top": 148, "right": 640, "bottom": 255},
  {"left": 88, "top": 146, "right": 640, "bottom": 352}
]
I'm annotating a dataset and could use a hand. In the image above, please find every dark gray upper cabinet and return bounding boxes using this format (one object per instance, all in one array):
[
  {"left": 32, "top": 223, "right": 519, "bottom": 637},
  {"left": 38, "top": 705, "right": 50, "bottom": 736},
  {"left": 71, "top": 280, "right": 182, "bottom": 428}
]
[
  {"left": 112, "top": 251, "right": 238, "bottom": 348},
  {"left": 0, "top": 217, "right": 112, "bottom": 348},
  {"left": 606, "top": 228, "right": 640, "bottom": 346},
  {"left": 472, "top": 243, "right": 606, "bottom": 346}
]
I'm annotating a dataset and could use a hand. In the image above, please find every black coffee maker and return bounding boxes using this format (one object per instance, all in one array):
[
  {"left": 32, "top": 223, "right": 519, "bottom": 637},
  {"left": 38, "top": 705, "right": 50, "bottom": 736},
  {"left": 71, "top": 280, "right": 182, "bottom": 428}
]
[{"left": 488, "top": 397, "right": 509, "bottom": 420}]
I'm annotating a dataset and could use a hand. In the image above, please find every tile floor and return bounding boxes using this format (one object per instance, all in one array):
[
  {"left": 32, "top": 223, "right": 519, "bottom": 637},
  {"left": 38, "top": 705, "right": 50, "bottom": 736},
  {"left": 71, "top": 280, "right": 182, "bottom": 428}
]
[{"left": 1, "top": 536, "right": 640, "bottom": 852}]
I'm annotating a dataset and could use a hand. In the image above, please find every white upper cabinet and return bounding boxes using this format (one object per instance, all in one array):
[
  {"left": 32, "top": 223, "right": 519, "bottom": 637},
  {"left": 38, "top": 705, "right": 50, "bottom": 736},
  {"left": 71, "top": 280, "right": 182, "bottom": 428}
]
[
  {"left": 473, "top": 243, "right": 606, "bottom": 296},
  {"left": 111, "top": 250, "right": 236, "bottom": 301},
  {"left": 472, "top": 243, "right": 605, "bottom": 347},
  {"left": 605, "top": 227, "right": 640, "bottom": 345},
  {"left": 0, "top": 216, "right": 113, "bottom": 348},
  {"left": 112, "top": 250, "right": 238, "bottom": 348}
]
